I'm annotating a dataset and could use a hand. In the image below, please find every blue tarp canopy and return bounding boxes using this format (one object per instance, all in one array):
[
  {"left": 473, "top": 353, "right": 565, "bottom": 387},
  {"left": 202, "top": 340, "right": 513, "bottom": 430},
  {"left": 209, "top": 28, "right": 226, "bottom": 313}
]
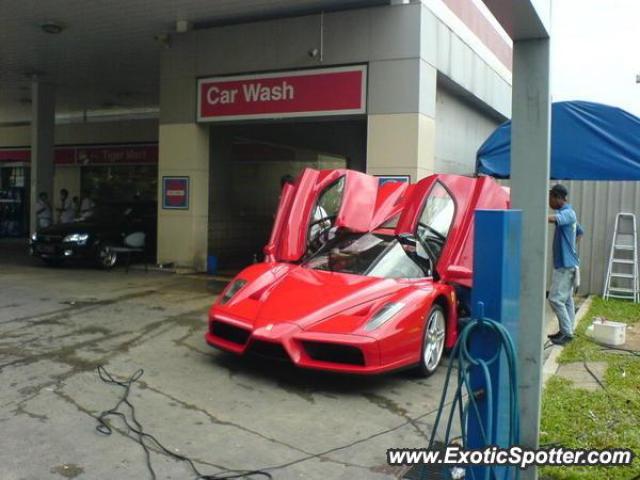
[{"left": 476, "top": 101, "right": 640, "bottom": 180}]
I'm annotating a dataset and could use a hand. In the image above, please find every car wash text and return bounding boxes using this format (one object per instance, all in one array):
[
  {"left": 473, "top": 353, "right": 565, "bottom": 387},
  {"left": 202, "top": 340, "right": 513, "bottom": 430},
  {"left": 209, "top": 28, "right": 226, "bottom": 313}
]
[
  {"left": 207, "top": 81, "right": 295, "bottom": 105},
  {"left": 197, "top": 65, "right": 367, "bottom": 122}
]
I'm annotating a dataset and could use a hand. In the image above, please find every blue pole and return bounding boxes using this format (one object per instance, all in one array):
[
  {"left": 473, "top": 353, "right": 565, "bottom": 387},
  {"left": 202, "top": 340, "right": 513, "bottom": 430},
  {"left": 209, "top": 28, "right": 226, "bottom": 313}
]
[{"left": 467, "top": 210, "right": 521, "bottom": 479}]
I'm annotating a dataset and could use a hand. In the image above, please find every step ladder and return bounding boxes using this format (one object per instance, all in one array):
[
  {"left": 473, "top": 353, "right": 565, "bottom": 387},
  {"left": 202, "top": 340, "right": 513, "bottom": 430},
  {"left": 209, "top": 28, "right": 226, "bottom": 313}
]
[{"left": 603, "top": 212, "right": 639, "bottom": 302}]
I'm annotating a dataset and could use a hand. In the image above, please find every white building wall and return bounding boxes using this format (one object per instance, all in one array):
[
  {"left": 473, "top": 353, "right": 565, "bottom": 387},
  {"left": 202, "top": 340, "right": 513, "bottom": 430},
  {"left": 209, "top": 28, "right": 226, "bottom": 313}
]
[{"left": 434, "top": 87, "right": 501, "bottom": 174}]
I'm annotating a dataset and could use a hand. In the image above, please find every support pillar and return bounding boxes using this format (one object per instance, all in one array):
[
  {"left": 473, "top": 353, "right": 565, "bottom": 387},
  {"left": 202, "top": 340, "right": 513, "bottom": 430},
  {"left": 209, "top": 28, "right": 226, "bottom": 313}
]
[
  {"left": 366, "top": 111, "right": 436, "bottom": 182},
  {"left": 29, "top": 81, "right": 56, "bottom": 233},
  {"left": 511, "top": 38, "right": 551, "bottom": 480},
  {"left": 468, "top": 210, "right": 521, "bottom": 479},
  {"left": 365, "top": 7, "right": 437, "bottom": 183},
  {"left": 157, "top": 123, "right": 210, "bottom": 271}
]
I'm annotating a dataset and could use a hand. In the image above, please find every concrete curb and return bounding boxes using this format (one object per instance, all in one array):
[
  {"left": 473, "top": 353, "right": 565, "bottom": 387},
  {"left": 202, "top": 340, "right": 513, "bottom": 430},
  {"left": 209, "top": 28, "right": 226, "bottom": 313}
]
[{"left": 542, "top": 295, "right": 594, "bottom": 386}]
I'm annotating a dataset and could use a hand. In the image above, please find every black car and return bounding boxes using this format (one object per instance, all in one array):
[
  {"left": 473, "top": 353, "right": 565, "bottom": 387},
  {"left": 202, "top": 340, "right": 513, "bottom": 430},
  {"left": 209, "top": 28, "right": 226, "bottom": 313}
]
[{"left": 29, "top": 202, "right": 156, "bottom": 269}]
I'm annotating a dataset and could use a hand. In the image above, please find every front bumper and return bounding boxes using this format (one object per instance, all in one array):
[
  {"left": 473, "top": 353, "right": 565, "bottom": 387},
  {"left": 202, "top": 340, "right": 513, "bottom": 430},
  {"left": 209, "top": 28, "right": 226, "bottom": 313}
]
[
  {"left": 29, "top": 240, "right": 93, "bottom": 260},
  {"left": 205, "top": 314, "right": 410, "bottom": 375}
]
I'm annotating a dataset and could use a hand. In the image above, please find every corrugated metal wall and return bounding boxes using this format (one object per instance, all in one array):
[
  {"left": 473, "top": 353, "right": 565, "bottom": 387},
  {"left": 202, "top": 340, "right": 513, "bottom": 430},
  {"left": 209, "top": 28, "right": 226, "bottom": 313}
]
[{"left": 560, "top": 181, "right": 640, "bottom": 295}]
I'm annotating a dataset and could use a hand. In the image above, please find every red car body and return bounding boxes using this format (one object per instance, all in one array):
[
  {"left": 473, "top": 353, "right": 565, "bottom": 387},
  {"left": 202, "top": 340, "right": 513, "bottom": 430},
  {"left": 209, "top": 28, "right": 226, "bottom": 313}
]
[{"left": 205, "top": 169, "right": 509, "bottom": 375}]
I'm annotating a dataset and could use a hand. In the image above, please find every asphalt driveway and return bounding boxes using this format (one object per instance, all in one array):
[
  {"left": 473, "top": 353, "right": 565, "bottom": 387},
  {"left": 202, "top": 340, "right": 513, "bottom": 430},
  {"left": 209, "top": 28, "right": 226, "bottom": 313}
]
[{"left": 0, "top": 239, "right": 450, "bottom": 480}]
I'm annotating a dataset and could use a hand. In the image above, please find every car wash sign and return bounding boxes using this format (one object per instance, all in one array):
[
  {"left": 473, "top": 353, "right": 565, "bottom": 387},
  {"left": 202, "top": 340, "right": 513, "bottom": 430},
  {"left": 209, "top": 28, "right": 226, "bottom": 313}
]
[{"left": 197, "top": 65, "right": 367, "bottom": 122}]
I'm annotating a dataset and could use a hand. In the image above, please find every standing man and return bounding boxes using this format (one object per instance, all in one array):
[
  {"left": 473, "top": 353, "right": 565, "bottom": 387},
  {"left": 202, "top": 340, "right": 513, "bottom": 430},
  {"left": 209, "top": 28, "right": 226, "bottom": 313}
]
[
  {"left": 547, "top": 184, "right": 583, "bottom": 346},
  {"left": 79, "top": 190, "right": 96, "bottom": 220},
  {"left": 72, "top": 196, "right": 81, "bottom": 219},
  {"left": 35, "top": 192, "right": 52, "bottom": 229},
  {"left": 57, "top": 188, "right": 75, "bottom": 224}
]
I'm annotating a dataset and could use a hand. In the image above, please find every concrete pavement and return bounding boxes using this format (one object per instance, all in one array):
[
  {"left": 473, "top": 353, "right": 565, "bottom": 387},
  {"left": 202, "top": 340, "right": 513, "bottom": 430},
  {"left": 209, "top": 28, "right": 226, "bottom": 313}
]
[{"left": 0, "top": 240, "right": 452, "bottom": 480}]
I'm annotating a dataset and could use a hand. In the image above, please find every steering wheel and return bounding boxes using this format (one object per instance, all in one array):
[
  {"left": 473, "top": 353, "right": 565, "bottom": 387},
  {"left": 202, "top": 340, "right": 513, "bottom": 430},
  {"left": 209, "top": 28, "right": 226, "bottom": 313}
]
[
  {"left": 418, "top": 222, "right": 446, "bottom": 243},
  {"left": 307, "top": 215, "right": 336, "bottom": 252}
]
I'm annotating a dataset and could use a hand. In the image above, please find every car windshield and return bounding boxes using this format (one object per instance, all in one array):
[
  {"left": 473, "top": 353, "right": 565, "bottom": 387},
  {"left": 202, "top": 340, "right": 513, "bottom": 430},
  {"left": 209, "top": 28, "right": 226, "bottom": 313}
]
[
  {"left": 67, "top": 205, "right": 122, "bottom": 224},
  {"left": 73, "top": 203, "right": 155, "bottom": 224},
  {"left": 304, "top": 233, "right": 425, "bottom": 279}
]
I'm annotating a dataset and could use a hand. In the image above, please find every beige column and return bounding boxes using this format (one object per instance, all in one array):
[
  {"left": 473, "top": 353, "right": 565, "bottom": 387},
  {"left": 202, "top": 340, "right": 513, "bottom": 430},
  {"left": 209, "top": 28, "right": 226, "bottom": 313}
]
[
  {"left": 365, "top": 56, "right": 437, "bottom": 182},
  {"left": 157, "top": 123, "right": 209, "bottom": 271},
  {"left": 30, "top": 81, "right": 55, "bottom": 233},
  {"left": 366, "top": 113, "right": 435, "bottom": 182}
]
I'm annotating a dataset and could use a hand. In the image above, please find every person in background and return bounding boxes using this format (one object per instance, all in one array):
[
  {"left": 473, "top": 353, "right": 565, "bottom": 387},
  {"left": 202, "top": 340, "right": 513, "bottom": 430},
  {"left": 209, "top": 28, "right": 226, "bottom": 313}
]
[
  {"left": 547, "top": 184, "right": 584, "bottom": 346},
  {"left": 72, "top": 196, "right": 81, "bottom": 219},
  {"left": 57, "top": 188, "right": 75, "bottom": 224},
  {"left": 35, "top": 192, "right": 52, "bottom": 229},
  {"left": 79, "top": 190, "right": 96, "bottom": 220}
]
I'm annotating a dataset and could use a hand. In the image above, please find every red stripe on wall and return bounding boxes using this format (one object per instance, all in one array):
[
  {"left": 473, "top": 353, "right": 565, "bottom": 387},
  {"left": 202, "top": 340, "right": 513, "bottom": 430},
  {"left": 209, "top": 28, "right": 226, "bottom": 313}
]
[
  {"left": 0, "top": 144, "right": 158, "bottom": 166},
  {"left": 0, "top": 150, "right": 29, "bottom": 162},
  {"left": 441, "top": 0, "right": 512, "bottom": 71}
]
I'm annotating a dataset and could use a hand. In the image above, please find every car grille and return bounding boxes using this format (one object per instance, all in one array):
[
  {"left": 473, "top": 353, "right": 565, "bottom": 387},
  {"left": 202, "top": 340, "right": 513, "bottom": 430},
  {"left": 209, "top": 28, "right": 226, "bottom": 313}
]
[
  {"left": 247, "top": 341, "right": 291, "bottom": 362},
  {"left": 210, "top": 321, "right": 251, "bottom": 345},
  {"left": 38, "top": 234, "right": 63, "bottom": 243},
  {"left": 302, "top": 341, "right": 365, "bottom": 366}
]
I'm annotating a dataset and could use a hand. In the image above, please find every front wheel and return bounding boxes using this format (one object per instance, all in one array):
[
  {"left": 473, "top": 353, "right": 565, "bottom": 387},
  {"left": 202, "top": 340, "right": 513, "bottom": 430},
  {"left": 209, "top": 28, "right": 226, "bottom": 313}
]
[
  {"left": 96, "top": 244, "right": 118, "bottom": 269},
  {"left": 417, "top": 304, "right": 446, "bottom": 377}
]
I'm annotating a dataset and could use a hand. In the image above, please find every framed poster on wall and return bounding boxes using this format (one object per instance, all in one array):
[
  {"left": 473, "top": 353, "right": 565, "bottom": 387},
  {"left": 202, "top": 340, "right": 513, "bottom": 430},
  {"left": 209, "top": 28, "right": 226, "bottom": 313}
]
[
  {"left": 162, "top": 176, "right": 190, "bottom": 210},
  {"left": 375, "top": 175, "right": 410, "bottom": 186}
]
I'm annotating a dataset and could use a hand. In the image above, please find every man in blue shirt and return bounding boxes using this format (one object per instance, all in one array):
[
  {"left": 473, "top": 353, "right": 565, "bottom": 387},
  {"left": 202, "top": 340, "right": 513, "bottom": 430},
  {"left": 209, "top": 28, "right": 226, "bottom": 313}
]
[{"left": 547, "top": 184, "right": 584, "bottom": 345}]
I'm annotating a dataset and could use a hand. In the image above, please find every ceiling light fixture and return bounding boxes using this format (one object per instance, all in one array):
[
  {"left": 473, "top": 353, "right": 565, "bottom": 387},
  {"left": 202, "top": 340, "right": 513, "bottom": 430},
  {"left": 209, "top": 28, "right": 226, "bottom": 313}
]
[{"left": 40, "top": 21, "right": 65, "bottom": 34}]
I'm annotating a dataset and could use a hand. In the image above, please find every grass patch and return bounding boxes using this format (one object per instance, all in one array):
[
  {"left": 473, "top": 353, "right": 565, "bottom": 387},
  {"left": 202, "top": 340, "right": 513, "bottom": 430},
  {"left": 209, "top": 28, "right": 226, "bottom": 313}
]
[
  {"left": 558, "top": 297, "right": 640, "bottom": 364},
  {"left": 541, "top": 297, "right": 640, "bottom": 480}
]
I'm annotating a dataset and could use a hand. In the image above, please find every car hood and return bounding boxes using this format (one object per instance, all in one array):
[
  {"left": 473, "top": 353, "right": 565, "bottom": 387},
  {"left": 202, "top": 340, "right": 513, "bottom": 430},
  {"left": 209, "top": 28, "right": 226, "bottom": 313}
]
[{"left": 221, "top": 266, "right": 417, "bottom": 330}]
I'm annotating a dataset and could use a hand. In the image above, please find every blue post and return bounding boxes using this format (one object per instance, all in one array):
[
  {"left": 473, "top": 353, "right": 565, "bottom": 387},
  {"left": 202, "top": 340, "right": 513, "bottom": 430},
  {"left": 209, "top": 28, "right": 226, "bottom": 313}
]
[{"left": 467, "top": 210, "right": 521, "bottom": 479}]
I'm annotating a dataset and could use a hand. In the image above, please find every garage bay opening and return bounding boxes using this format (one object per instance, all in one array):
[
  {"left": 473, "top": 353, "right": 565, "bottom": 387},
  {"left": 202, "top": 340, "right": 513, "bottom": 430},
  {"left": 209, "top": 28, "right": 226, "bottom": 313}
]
[{"left": 208, "top": 120, "right": 366, "bottom": 271}]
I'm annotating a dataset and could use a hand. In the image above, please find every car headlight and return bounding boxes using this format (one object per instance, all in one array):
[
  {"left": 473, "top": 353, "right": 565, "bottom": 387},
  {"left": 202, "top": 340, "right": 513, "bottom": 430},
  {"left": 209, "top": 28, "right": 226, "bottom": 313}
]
[
  {"left": 31, "top": 232, "right": 38, "bottom": 242},
  {"left": 364, "top": 302, "right": 406, "bottom": 331},
  {"left": 219, "top": 279, "right": 247, "bottom": 305},
  {"left": 63, "top": 233, "right": 89, "bottom": 245}
]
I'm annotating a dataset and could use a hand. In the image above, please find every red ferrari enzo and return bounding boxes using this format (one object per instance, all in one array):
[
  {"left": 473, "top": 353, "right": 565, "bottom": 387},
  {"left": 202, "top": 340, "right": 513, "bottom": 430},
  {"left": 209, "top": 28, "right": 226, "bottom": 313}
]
[{"left": 206, "top": 169, "right": 509, "bottom": 376}]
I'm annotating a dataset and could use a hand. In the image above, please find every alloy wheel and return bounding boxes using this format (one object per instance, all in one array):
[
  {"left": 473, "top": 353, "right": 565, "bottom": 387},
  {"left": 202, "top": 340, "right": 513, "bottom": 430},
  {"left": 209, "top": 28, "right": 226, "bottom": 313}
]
[
  {"left": 422, "top": 306, "right": 446, "bottom": 374},
  {"left": 98, "top": 245, "right": 117, "bottom": 269}
]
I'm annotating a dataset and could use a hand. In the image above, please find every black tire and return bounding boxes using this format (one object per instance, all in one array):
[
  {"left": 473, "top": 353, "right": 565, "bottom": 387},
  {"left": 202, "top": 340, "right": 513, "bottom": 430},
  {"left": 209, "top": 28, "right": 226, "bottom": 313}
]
[
  {"left": 416, "top": 304, "right": 447, "bottom": 377},
  {"left": 96, "top": 244, "right": 118, "bottom": 269}
]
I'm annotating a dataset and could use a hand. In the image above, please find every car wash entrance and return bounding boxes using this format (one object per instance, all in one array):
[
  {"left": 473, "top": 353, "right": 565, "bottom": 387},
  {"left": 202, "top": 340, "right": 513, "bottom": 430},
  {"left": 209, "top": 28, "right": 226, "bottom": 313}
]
[{"left": 200, "top": 66, "right": 368, "bottom": 269}]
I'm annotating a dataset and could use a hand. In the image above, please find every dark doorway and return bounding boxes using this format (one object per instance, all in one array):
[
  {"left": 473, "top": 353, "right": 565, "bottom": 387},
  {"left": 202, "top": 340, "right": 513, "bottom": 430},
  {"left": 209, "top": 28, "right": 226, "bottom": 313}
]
[{"left": 208, "top": 119, "right": 367, "bottom": 270}]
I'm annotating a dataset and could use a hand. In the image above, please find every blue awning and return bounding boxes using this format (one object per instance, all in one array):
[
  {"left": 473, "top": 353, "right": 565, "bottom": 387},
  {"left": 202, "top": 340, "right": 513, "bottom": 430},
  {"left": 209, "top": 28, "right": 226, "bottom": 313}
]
[{"left": 476, "top": 101, "right": 640, "bottom": 180}]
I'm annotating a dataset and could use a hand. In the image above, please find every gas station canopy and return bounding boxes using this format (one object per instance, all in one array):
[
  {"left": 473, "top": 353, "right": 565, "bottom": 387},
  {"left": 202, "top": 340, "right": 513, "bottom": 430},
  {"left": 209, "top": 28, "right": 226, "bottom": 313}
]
[{"left": 476, "top": 101, "right": 640, "bottom": 180}]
